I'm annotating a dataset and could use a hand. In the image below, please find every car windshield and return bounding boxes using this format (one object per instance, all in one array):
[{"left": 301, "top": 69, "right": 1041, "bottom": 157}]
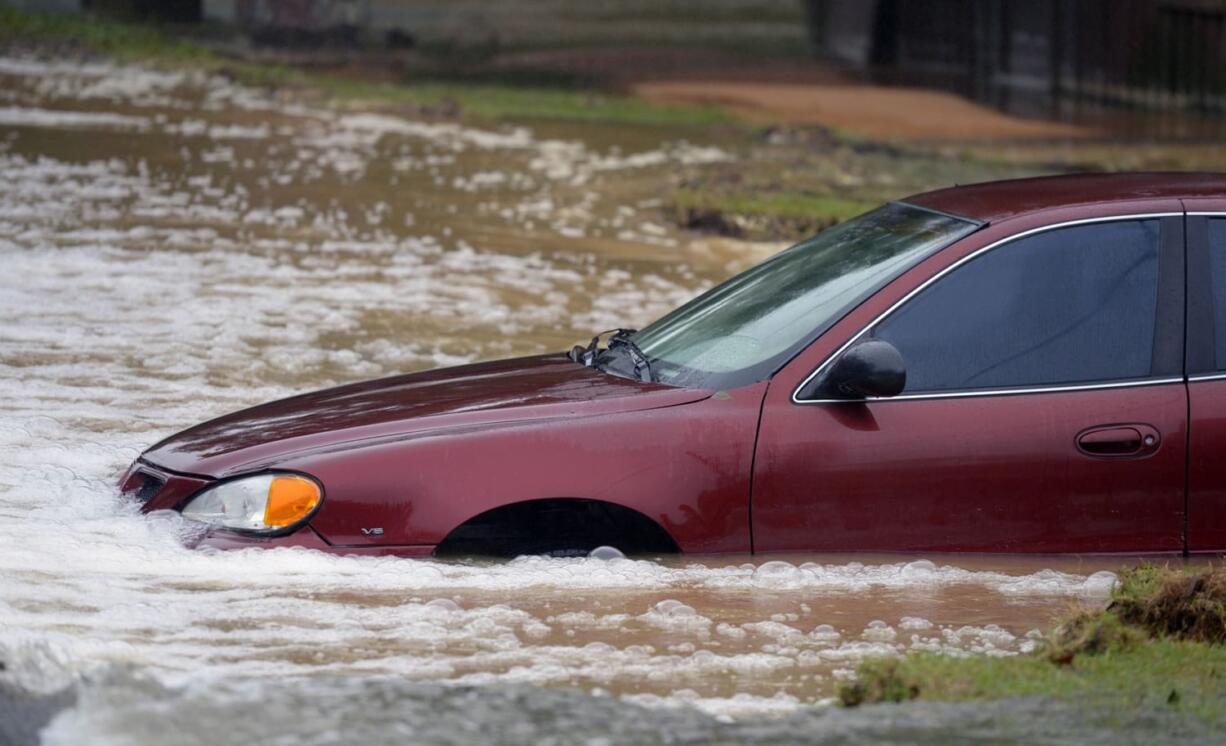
[{"left": 626, "top": 202, "right": 980, "bottom": 389}]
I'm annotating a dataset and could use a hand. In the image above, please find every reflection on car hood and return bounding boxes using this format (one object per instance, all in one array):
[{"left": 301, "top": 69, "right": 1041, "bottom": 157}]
[{"left": 140, "top": 354, "right": 711, "bottom": 478}]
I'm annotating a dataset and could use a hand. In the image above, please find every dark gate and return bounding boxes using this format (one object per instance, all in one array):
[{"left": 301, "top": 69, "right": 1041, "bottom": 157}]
[{"left": 808, "top": 0, "right": 1226, "bottom": 119}]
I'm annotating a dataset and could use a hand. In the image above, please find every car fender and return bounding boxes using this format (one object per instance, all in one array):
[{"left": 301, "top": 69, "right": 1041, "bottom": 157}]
[{"left": 282, "top": 381, "right": 769, "bottom": 553}]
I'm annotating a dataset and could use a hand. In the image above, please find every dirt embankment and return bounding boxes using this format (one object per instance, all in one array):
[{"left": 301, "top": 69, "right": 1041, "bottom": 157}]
[
  {"left": 633, "top": 80, "right": 1096, "bottom": 141},
  {"left": 841, "top": 563, "right": 1226, "bottom": 727},
  {"left": 481, "top": 47, "right": 1096, "bottom": 142}
]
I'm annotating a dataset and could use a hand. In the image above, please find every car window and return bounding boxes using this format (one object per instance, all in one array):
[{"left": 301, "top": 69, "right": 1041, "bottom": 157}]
[
  {"left": 1206, "top": 219, "right": 1226, "bottom": 370},
  {"left": 628, "top": 202, "right": 979, "bottom": 389},
  {"left": 871, "top": 219, "right": 1161, "bottom": 393}
]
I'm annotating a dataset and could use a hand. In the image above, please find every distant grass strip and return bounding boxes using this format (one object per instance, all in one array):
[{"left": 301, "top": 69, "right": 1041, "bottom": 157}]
[
  {"left": 309, "top": 77, "right": 734, "bottom": 128},
  {"left": 671, "top": 188, "right": 876, "bottom": 240},
  {"left": 674, "top": 189, "right": 875, "bottom": 222},
  {"left": 0, "top": 7, "right": 216, "bottom": 65},
  {"left": 840, "top": 564, "right": 1226, "bottom": 723},
  {"left": 0, "top": 7, "right": 734, "bottom": 128}
]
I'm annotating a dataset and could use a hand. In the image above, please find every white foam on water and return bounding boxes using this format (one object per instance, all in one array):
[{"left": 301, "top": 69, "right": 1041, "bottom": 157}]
[
  {"left": 337, "top": 112, "right": 537, "bottom": 151},
  {"left": 624, "top": 690, "right": 802, "bottom": 721},
  {"left": 0, "top": 105, "right": 151, "bottom": 130},
  {"left": 0, "top": 56, "right": 189, "bottom": 108}
]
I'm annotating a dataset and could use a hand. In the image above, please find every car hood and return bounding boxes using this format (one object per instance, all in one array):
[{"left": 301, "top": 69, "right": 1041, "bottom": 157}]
[{"left": 141, "top": 354, "right": 711, "bottom": 478}]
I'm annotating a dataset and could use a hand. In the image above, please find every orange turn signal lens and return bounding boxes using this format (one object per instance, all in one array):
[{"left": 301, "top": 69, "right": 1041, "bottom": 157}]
[{"left": 262, "top": 475, "right": 322, "bottom": 528}]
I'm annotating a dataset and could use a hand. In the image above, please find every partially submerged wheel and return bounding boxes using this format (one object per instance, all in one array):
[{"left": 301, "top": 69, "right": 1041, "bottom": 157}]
[{"left": 433, "top": 498, "right": 678, "bottom": 559}]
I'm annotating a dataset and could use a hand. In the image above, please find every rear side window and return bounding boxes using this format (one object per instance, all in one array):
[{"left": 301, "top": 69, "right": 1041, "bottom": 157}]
[
  {"left": 1206, "top": 220, "right": 1226, "bottom": 370},
  {"left": 872, "top": 219, "right": 1161, "bottom": 393}
]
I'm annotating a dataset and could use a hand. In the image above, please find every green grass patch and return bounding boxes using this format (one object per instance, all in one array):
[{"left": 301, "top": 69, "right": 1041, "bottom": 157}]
[
  {"left": 844, "top": 641, "right": 1226, "bottom": 722},
  {"left": 674, "top": 189, "right": 875, "bottom": 221},
  {"left": 0, "top": 7, "right": 217, "bottom": 66},
  {"left": 840, "top": 564, "right": 1226, "bottom": 723},
  {"left": 310, "top": 77, "right": 734, "bottom": 127},
  {"left": 0, "top": 6, "right": 736, "bottom": 129},
  {"left": 671, "top": 188, "right": 876, "bottom": 240}
]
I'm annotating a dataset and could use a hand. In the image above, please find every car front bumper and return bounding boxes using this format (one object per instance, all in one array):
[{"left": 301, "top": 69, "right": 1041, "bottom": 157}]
[
  {"left": 194, "top": 524, "right": 436, "bottom": 557},
  {"left": 120, "top": 460, "right": 435, "bottom": 557}
]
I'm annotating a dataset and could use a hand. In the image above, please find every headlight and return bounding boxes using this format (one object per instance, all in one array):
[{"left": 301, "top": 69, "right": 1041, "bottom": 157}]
[{"left": 181, "top": 473, "right": 322, "bottom": 535}]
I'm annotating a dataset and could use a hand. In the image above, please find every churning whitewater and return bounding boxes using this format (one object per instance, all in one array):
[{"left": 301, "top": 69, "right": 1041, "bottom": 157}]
[{"left": 0, "top": 53, "right": 1123, "bottom": 740}]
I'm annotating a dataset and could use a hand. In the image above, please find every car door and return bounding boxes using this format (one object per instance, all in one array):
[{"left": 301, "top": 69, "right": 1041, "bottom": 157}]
[
  {"left": 751, "top": 211, "right": 1188, "bottom": 553},
  {"left": 1185, "top": 204, "right": 1226, "bottom": 553}
]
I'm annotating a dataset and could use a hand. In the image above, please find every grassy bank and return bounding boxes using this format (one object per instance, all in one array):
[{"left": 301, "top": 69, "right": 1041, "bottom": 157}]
[
  {"left": 0, "top": 6, "right": 215, "bottom": 65},
  {"left": 308, "top": 76, "right": 733, "bottom": 128},
  {"left": 840, "top": 564, "right": 1226, "bottom": 722},
  {"left": 672, "top": 188, "right": 876, "bottom": 240},
  {"left": 0, "top": 7, "right": 732, "bottom": 129}
]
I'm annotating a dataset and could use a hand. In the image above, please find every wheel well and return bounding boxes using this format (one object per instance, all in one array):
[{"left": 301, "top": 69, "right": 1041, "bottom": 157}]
[{"left": 433, "top": 498, "right": 680, "bottom": 558}]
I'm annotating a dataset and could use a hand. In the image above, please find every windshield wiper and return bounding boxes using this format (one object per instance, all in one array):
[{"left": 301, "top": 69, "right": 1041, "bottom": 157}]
[
  {"left": 569, "top": 328, "right": 623, "bottom": 367},
  {"left": 607, "top": 329, "right": 655, "bottom": 383},
  {"left": 568, "top": 328, "right": 654, "bottom": 383}
]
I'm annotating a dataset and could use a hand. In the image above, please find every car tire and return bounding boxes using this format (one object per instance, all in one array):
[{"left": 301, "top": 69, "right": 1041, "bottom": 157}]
[{"left": 539, "top": 548, "right": 590, "bottom": 558}]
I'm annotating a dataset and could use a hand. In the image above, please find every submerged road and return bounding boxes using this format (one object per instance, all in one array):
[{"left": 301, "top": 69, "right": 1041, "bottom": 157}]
[{"left": 0, "top": 52, "right": 1166, "bottom": 742}]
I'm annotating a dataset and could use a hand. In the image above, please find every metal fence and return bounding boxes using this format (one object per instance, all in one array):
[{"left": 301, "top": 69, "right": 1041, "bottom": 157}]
[{"left": 809, "top": 0, "right": 1226, "bottom": 118}]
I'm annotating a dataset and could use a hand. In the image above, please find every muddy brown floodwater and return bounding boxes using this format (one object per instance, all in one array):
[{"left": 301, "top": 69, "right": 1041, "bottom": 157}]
[{"left": 0, "top": 53, "right": 1196, "bottom": 744}]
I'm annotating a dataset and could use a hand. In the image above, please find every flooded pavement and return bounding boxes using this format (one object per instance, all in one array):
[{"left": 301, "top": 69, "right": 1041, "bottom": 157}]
[
  {"left": 6, "top": 670, "right": 1221, "bottom": 746},
  {"left": 0, "top": 53, "right": 1189, "bottom": 742}
]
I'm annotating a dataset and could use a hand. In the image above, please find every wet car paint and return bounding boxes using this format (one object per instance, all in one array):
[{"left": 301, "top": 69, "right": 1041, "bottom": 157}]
[
  {"left": 1184, "top": 198, "right": 1226, "bottom": 552},
  {"left": 131, "top": 181, "right": 1226, "bottom": 557},
  {"left": 138, "top": 355, "right": 712, "bottom": 478},
  {"left": 754, "top": 198, "right": 1191, "bottom": 553}
]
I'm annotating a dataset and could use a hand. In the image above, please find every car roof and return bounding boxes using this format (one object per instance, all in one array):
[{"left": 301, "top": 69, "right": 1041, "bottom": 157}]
[{"left": 904, "top": 172, "right": 1226, "bottom": 224}]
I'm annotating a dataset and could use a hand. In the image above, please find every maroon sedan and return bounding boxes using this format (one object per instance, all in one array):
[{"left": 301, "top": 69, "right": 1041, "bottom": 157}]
[{"left": 122, "top": 173, "right": 1226, "bottom": 557}]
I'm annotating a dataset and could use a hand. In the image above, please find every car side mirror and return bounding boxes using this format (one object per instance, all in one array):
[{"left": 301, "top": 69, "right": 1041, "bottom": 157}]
[{"left": 800, "top": 339, "right": 906, "bottom": 400}]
